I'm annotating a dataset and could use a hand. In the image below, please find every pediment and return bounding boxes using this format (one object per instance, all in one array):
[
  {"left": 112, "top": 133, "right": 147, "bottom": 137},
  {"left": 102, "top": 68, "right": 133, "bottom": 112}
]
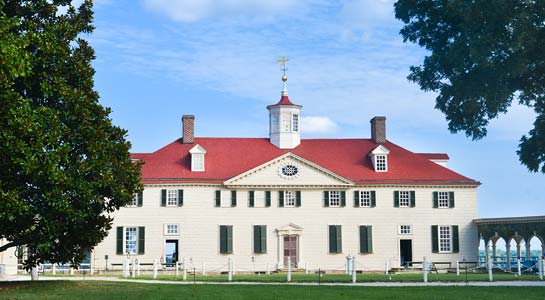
[
  {"left": 224, "top": 153, "right": 353, "bottom": 187},
  {"left": 369, "top": 145, "right": 390, "bottom": 156},
  {"left": 276, "top": 223, "right": 303, "bottom": 233}
]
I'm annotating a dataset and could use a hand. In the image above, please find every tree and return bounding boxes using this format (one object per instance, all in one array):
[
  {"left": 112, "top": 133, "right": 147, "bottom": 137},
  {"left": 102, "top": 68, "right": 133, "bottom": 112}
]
[
  {"left": 0, "top": 0, "right": 141, "bottom": 272},
  {"left": 394, "top": 0, "right": 545, "bottom": 173}
]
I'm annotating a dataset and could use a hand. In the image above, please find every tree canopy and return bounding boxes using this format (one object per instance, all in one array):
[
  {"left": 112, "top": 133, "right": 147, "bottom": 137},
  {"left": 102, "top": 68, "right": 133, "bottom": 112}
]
[
  {"left": 0, "top": 0, "right": 141, "bottom": 269},
  {"left": 394, "top": 0, "right": 545, "bottom": 173}
]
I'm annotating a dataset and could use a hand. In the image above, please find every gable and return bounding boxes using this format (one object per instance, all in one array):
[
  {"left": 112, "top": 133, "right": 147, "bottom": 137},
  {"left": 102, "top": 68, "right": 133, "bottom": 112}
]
[{"left": 224, "top": 153, "right": 353, "bottom": 187}]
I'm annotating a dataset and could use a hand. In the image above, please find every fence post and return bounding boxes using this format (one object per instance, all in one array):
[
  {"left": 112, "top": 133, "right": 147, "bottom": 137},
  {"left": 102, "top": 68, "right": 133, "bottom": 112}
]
[
  {"left": 487, "top": 258, "right": 493, "bottom": 282},
  {"left": 175, "top": 261, "right": 179, "bottom": 278},
  {"left": 456, "top": 260, "right": 460, "bottom": 276},
  {"left": 287, "top": 256, "right": 292, "bottom": 282},
  {"left": 517, "top": 258, "right": 521, "bottom": 276},
  {"left": 153, "top": 259, "right": 158, "bottom": 279},
  {"left": 539, "top": 256, "right": 544, "bottom": 280},
  {"left": 385, "top": 259, "right": 389, "bottom": 275},
  {"left": 123, "top": 258, "right": 128, "bottom": 278},
  {"left": 202, "top": 262, "right": 206, "bottom": 276},
  {"left": 131, "top": 259, "right": 136, "bottom": 278},
  {"left": 182, "top": 257, "right": 187, "bottom": 281},
  {"left": 136, "top": 260, "right": 140, "bottom": 276},
  {"left": 52, "top": 264, "right": 56, "bottom": 275},
  {"left": 69, "top": 266, "right": 74, "bottom": 275},
  {"left": 228, "top": 258, "right": 233, "bottom": 282},
  {"left": 423, "top": 256, "right": 428, "bottom": 283},
  {"left": 232, "top": 259, "right": 236, "bottom": 275},
  {"left": 266, "top": 263, "right": 270, "bottom": 275},
  {"left": 305, "top": 262, "right": 309, "bottom": 274},
  {"left": 352, "top": 256, "right": 357, "bottom": 283}
]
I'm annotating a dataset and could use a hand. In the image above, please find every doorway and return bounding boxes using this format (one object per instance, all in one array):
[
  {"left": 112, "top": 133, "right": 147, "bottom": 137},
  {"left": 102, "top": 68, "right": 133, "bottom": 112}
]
[
  {"left": 400, "top": 239, "right": 412, "bottom": 267},
  {"left": 165, "top": 240, "right": 179, "bottom": 267},
  {"left": 283, "top": 235, "right": 298, "bottom": 268}
]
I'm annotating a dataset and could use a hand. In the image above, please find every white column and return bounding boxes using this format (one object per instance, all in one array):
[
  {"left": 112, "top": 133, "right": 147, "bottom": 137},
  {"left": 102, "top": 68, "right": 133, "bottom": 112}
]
[
  {"left": 152, "top": 259, "right": 158, "bottom": 279},
  {"left": 202, "top": 262, "right": 206, "bottom": 276},
  {"left": 492, "top": 242, "right": 497, "bottom": 263},
  {"left": 228, "top": 258, "right": 233, "bottom": 282},
  {"left": 422, "top": 256, "right": 428, "bottom": 283},
  {"left": 52, "top": 264, "right": 56, "bottom": 275},
  {"left": 277, "top": 234, "right": 281, "bottom": 269},
  {"left": 182, "top": 257, "right": 187, "bottom": 280},
  {"left": 287, "top": 256, "right": 291, "bottom": 282},
  {"left": 305, "top": 262, "right": 308, "bottom": 274},
  {"left": 351, "top": 256, "right": 357, "bottom": 283},
  {"left": 488, "top": 258, "right": 493, "bottom": 282},
  {"left": 526, "top": 242, "right": 532, "bottom": 260},
  {"left": 516, "top": 242, "right": 521, "bottom": 261},
  {"left": 539, "top": 256, "right": 544, "bottom": 280},
  {"left": 456, "top": 260, "right": 460, "bottom": 276},
  {"left": 517, "top": 258, "right": 522, "bottom": 276},
  {"left": 31, "top": 266, "right": 39, "bottom": 281},
  {"left": 69, "top": 267, "right": 74, "bottom": 275},
  {"left": 266, "top": 263, "right": 270, "bottom": 275},
  {"left": 385, "top": 259, "right": 389, "bottom": 275},
  {"left": 232, "top": 259, "right": 236, "bottom": 275}
]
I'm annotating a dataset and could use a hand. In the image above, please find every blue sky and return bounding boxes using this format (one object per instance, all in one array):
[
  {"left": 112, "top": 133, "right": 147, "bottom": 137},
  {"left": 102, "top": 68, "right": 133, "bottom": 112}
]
[{"left": 86, "top": 0, "right": 543, "bottom": 218}]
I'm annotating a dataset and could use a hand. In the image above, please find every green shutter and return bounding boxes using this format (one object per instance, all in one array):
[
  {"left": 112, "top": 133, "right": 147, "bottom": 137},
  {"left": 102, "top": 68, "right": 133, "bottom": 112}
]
[
  {"left": 265, "top": 191, "right": 271, "bottom": 207},
  {"left": 253, "top": 225, "right": 261, "bottom": 253},
  {"left": 260, "top": 226, "right": 267, "bottom": 253},
  {"left": 137, "top": 191, "right": 143, "bottom": 207},
  {"left": 226, "top": 226, "right": 233, "bottom": 253},
  {"left": 340, "top": 191, "right": 346, "bottom": 207},
  {"left": 449, "top": 192, "right": 455, "bottom": 208},
  {"left": 452, "top": 225, "right": 459, "bottom": 253},
  {"left": 354, "top": 191, "right": 360, "bottom": 207},
  {"left": 178, "top": 189, "right": 184, "bottom": 207},
  {"left": 359, "top": 225, "right": 373, "bottom": 253},
  {"left": 116, "top": 226, "right": 123, "bottom": 255},
  {"left": 393, "top": 191, "right": 399, "bottom": 207},
  {"left": 410, "top": 191, "right": 416, "bottom": 207},
  {"left": 324, "top": 191, "right": 329, "bottom": 207},
  {"left": 231, "top": 191, "right": 237, "bottom": 207},
  {"left": 328, "top": 225, "right": 336, "bottom": 253},
  {"left": 161, "top": 189, "right": 166, "bottom": 207},
  {"left": 336, "top": 225, "right": 342, "bottom": 253},
  {"left": 215, "top": 190, "right": 221, "bottom": 207},
  {"left": 138, "top": 227, "right": 145, "bottom": 254},
  {"left": 431, "top": 225, "right": 439, "bottom": 253},
  {"left": 370, "top": 191, "right": 376, "bottom": 207},
  {"left": 278, "top": 191, "right": 284, "bottom": 207},
  {"left": 433, "top": 192, "right": 439, "bottom": 208},
  {"left": 248, "top": 191, "right": 255, "bottom": 207},
  {"left": 296, "top": 191, "right": 301, "bottom": 207}
]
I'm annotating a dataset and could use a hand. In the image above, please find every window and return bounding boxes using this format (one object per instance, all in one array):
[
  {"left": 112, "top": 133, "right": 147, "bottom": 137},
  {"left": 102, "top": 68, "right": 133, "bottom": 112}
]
[
  {"left": 219, "top": 225, "right": 233, "bottom": 254},
  {"left": 271, "top": 114, "right": 279, "bottom": 133},
  {"left": 167, "top": 189, "right": 178, "bottom": 206},
  {"left": 438, "top": 192, "right": 449, "bottom": 208},
  {"left": 375, "top": 155, "right": 387, "bottom": 171},
  {"left": 130, "top": 193, "right": 138, "bottom": 206},
  {"left": 284, "top": 191, "right": 296, "bottom": 207},
  {"left": 125, "top": 227, "right": 137, "bottom": 254},
  {"left": 192, "top": 153, "right": 204, "bottom": 171},
  {"left": 328, "top": 225, "right": 342, "bottom": 253},
  {"left": 359, "top": 225, "right": 373, "bottom": 253},
  {"left": 292, "top": 114, "right": 299, "bottom": 132},
  {"left": 399, "top": 225, "right": 412, "bottom": 235},
  {"left": 165, "top": 225, "right": 179, "bottom": 235},
  {"left": 399, "top": 191, "right": 410, "bottom": 207},
  {"left": 253, "top": 225, "right": 267, "bottom": 253},
  {"left": 329, "top": 191, "right": 341, "bottom": 207},
  {"left": 439, "top": 226, "right": 451, "bottom": 252},
  {"left": 359, "top": 191, "right": 371, "bottom": 207}
]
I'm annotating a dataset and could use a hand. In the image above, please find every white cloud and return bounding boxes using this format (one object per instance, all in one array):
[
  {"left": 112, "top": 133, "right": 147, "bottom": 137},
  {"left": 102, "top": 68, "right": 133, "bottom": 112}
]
[
  {"left": 142, "top": 0, "right": 310, "bottom": 22},
  {"left": 301, "top": 116, "right": 338, "bottom": 134}
]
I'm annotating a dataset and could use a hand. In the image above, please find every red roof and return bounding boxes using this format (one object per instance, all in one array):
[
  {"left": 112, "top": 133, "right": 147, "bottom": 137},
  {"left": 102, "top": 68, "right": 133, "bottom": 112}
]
[
  {"left": 132, "top": 138, "right": 478, "bottom": 186},
  {"left": 274, "top": 95, "right": 295, "bottom": 106},
  {"left": 417, "top": 153, "right": 450, "bottom": 160}
]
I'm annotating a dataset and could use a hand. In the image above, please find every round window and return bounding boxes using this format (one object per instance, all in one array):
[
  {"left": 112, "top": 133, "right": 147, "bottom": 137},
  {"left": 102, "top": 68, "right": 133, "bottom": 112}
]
[{"left": 281, "top": 165, "right": 299, "bottom": 177}]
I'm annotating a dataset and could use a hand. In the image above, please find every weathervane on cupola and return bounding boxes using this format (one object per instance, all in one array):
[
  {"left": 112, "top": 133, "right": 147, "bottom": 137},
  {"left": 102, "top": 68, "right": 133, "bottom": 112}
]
[{"left": 267, "top": 56, "right": 302, "bottom": 149}]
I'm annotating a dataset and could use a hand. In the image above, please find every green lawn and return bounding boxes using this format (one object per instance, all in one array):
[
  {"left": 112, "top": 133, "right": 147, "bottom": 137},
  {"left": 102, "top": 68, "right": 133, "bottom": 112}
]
[
  {"left": 123, "top": 272, "right": 541, "bottom": 283},
  {"left": 1, "top": 281, "right": 545, "bottom": 300}
]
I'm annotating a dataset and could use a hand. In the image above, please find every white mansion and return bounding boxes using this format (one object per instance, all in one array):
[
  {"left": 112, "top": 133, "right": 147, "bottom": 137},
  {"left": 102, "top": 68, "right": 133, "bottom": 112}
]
[{"left": 0, "top": 77, "right": 480, "bottom": 275}]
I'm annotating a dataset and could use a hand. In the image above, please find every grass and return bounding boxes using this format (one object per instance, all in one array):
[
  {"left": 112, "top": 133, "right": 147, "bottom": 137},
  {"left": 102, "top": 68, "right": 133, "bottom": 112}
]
[
  {"left": 121, "top": 271, "right": 541, "bottom": 283},
  {"left": 1, "top": 281, "right": 545, "bottom": 300}
]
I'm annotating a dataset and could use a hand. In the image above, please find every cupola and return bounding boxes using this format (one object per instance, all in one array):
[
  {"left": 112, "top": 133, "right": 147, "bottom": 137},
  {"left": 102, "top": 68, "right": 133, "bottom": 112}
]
[{"left": 267, "top": 57, "right": 302, "bottom": 149}]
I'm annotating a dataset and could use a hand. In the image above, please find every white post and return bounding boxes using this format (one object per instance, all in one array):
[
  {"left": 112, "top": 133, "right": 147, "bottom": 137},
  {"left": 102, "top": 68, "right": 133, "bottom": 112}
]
[
  {"left": 153, "top": 259, "right": 158, "bottom": 279},
  {"left": 31, "top": 266, "right": 39, "bottom": 281},
  {"left": 136, "top": 260, "right": 140, "bottom": 276},
  {"left": 202, "top": 262, "right": 206, "bottom": 276},
  {"left": 423, "top": 256, "right": 428, "bottom": 283},
  {"left": 488, "top": 258, "right": 493, "bottom": 282},
  {"left": 228, "top": 258, "right": 233, "bottom": 282},
  {"left": 266, "top": 263, "right": 270, "bottom": 275},
  {"left": 175, "top": 262, "right": 179, "bottom": 277},
  {"left": 456, "top": 260, "right": 460, "bottom": 276},
  {"left": 69, "top": 267, "right": 74, "bottom": 275},
  {"left": 351, "top": 256, "right": 357, "bottom": 283},
  {"left": 517, "top": 258, "right": 521, "bottom": 276},
  {"left": 182, "top": 257, "right": 187, "bottom": 281},
  {"left": 52, "top": 264, "right": 56, "bottom": 275},
  {"left": 385, "top": 259, "right": 389, "bottom": 275},
  {"left": 305, "top": 262, "right": 308, "bottom": 274},
  {"left": 287, "top": 256, "right": 292, "bottom": 282},
  {"left": 123, "top": 258, "right": 128, "bottom": 278},
  {"left": 539, "top": 257, "right": 544, "bottom": 280},
  {"left": 131, "top": 259, "right": 136, "bottom": 278},
  {"left": 232, "top": 259, "right": 236, "bottom": 275}
]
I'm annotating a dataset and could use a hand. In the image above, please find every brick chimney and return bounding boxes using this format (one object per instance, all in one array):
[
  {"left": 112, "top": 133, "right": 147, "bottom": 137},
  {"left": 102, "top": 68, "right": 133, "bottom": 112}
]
[
  {"left": 370, "top": 116, "right": 386, "bottom": 144},
  {"left": 182, "top": 115, "right": 195, "bottom": 144}
]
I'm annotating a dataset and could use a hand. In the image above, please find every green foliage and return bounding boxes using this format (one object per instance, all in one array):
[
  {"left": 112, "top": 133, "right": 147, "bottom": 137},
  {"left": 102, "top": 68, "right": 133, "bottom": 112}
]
[
  {"left": 394, "top": 0, "right": 545, "bottom": 173},
  {"left": 0, "top": 0, "right": 141, "bottom": 269}
]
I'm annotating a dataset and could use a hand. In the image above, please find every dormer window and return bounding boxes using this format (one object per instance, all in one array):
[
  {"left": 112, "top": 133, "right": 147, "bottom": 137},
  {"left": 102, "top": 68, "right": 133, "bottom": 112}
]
[
  {"left": 369, "top": 145, "right": 390, "bottom": 172},
  {"left": 189, "top": 144, "right": 207, "bottom": 172}
]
